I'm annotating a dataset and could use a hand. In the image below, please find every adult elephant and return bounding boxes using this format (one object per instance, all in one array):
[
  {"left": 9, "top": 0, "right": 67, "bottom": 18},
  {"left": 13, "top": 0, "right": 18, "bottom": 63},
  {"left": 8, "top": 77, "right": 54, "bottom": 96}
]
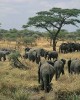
[
  {"left": 28, "top": 48, "right": 45, "bottom": 64},
  {"left": 44, "top": 50, "right": 49, "bottom": 59},
  {"left": 38, "top": 61, "right": 55, "bottom": 93},
  {"left": 59, "top": 43, "right": 68, "bottom": 53},
  {"left": 54, "top": 59, "right": 66, "bottom": 80},
  {"left": 28, "top": 48, "right": 41, "bottom": 64},
  {"left": 68, "top": 59, "right": 80, "bottom": 74},
  {"left": 47, "top": 51, "right": 58, "bottom": 61},
  {"left": 34, "top": 48, "right": 45, "bottom": 57}
]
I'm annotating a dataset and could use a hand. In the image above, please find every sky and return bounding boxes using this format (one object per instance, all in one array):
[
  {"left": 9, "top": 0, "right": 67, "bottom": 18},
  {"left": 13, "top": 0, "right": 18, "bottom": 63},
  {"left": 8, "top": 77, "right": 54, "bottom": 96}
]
[{"left": 0, "top": 0, "right": 80, "bottom": 32}]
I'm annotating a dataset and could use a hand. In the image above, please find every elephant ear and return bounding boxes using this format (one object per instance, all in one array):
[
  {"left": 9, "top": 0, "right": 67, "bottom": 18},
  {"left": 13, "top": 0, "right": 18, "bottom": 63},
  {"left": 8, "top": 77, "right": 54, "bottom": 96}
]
[{"left": 61, "top": 59, "right": 66, "bottom": 64}]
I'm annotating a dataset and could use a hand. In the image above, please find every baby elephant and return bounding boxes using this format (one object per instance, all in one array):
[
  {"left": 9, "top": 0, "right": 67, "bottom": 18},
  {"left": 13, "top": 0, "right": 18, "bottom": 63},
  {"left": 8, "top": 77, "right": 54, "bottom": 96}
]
[{"left": 38, "top": 61, "right": 55, "bottom": 93}]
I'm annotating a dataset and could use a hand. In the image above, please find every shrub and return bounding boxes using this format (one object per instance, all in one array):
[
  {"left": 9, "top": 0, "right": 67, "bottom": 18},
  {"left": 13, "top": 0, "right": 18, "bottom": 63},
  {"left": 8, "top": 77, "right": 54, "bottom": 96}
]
[{"left": 8, "top": 51, "right": 21, "bottom": 61}]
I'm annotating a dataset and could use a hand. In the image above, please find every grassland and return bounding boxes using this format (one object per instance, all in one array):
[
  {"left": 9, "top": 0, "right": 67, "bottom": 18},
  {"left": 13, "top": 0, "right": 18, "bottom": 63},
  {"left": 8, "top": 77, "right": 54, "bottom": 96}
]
[{"left": 0, "top": 38, "right": 80, "bottom": 100}]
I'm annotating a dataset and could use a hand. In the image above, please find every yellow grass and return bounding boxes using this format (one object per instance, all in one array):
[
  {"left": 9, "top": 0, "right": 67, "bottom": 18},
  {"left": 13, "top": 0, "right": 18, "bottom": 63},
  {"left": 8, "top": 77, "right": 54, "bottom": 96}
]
[{"left": 0, "top": 38, "right": 80, "bottom": 100}]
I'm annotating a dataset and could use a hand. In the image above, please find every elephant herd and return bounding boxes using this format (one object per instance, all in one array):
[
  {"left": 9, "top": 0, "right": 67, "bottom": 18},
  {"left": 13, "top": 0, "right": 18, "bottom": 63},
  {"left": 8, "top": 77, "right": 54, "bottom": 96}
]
[
  {"left": 38, "top": 58, "right": 80, "bottom": 93},
  {"left": 38, "top": 59, "right": 66, "bottom": 92},
  {"left": 23, "top": 47, "right": 58, "bottom": 64},
  {"left": 0, "top": 47, "right": 80, "bottom": 93},
  {"left": 23, "top": 47, "right": 80, "bottom": 93},
  {"left": 59, "top": 42, "right": 80, "bottom": 53}
]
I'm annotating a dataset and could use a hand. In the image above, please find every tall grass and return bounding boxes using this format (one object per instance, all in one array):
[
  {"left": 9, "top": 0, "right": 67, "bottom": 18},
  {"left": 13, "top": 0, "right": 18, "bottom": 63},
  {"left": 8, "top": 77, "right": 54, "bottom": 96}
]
[{"left": 0, "top": 39, "right": 80, "bottom": 100}]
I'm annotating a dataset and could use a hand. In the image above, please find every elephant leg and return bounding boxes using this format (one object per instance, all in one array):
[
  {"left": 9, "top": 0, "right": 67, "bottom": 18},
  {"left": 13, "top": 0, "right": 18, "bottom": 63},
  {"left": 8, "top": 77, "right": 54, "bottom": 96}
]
[
  {"left": 43, "top": 75, "right": 49, "bottom": 93},
  {"left": 56, "top": 70, "right": 61, "bottom": 80},
  {"left": 32, "top": 59, "right": 35, "bottom": 62},
  {"left": 70, "top": 70, "right": 73, "bottom": 74},
  {"left": 40, "top": 79, "right": 44, "bottom": 90},
  {"left": 45, "top": 55, "right": 47, "bottom": 59},
  {"left": 61, "top": 69, "right": 64, "bottom": 75},
  {"left": 38, "top": 69, "right": 40, "bottom": 83},
  {"left": 3, "top": 56, "right": 6, "bottom": 61},
  {"left": 0, "top": 57, "right": 1, "bottom": 61},
  {"left": 48, "top": 56, "right": 49, "bottom": 60},
  {"left": 55, "top": 68, "right": 58, "bottom": 80}
]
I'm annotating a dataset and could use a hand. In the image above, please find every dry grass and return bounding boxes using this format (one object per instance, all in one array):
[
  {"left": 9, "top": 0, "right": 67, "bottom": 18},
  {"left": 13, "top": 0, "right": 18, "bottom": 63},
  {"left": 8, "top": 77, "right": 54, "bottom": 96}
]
[{"left": 0, "top": 38, "right": 80, "bottom": 100}]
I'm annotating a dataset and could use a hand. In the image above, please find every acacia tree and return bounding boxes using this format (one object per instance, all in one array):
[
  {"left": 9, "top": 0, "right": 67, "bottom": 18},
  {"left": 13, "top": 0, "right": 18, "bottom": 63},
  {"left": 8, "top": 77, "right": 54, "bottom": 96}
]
[{"left": 23, "top": 8, "right": 80, "bottom": 50}]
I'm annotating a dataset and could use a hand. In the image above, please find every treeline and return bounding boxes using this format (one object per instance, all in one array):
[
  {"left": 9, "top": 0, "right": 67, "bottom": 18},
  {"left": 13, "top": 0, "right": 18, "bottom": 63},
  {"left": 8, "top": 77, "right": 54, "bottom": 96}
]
[
  {"left": 0, "top": 28, "right": 44, "bottom": 46},
  {"left": 0, "top": 28, "right": 80, "bottom": 45}
]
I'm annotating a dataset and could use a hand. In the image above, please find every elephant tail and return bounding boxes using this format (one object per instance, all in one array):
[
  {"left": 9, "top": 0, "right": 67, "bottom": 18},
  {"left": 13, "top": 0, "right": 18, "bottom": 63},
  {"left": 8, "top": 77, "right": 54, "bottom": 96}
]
[{"left": 67, "top": 59, "right": 71, "bottom": 73}]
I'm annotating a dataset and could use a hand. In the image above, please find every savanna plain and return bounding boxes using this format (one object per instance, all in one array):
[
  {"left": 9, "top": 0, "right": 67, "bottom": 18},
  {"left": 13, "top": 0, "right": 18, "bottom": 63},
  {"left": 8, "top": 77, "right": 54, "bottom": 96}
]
[{"left": 0, "top": 38, "right": 80, "bottom": 100}]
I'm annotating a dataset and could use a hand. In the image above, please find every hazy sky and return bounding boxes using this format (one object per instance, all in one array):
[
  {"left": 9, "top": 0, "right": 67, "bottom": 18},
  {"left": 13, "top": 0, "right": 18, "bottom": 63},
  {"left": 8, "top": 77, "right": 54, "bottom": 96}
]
[{"left": 0, "top": 0, "right": 80, "bottom": 31}]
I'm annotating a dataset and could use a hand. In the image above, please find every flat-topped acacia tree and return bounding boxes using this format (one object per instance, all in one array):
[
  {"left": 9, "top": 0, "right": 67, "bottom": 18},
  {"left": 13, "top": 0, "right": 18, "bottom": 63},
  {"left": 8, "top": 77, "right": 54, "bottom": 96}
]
[{"left": 23, "top": 8, "right": 80, "bottom": 51}]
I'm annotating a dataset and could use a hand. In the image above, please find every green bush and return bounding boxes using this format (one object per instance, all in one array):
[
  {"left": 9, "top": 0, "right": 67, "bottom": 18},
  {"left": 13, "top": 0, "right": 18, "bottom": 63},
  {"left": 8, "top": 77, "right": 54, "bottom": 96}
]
[
  {"left": 23, "top": 36, "right": 36, "bottom": 45},
  {"left": 8, "top": 51, "right": 21, "bottom": 61}
]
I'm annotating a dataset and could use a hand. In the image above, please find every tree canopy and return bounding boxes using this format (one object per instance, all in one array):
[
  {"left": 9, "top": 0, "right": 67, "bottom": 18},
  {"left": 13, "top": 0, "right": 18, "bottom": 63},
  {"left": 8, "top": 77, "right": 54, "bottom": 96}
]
[{"left": 23, "top": 7, "right": 80, "bottom": 50}]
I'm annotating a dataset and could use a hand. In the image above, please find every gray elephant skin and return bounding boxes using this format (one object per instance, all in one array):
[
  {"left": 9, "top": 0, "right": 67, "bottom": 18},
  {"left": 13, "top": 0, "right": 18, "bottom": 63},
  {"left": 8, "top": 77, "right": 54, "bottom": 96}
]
[
  {"left": 38, "top": 61, "right": 55, "bottom": 92},
  {"left": 68, "top": 59, "right": 80, "bottom": 74},
  {"left": 28, "top": 48, "right": 45, "bottom": 64},
  {"left": 54, "top": 59, "right": 66, "bottom": 80},
  {"left": 47, "top": 51, "right": 58, "bottom": 60},
  {"left": 28, "top": 49, "right": 40, "bottom": 64},
  {"left": 0, "top": 50, "right": 10, "bottom": 61}
]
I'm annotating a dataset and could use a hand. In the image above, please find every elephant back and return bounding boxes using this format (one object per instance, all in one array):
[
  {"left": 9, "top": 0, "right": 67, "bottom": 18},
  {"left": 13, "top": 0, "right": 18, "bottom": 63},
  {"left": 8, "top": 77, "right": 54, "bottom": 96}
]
[
  {"left": 54, "top": 60, "right": 63, "bottom": 68},
  {"left": 40, "top": 62, "right": 55, "bottom": 75},
  {"left": 71, "top": 59, "right": 80, "bottom": 70}
]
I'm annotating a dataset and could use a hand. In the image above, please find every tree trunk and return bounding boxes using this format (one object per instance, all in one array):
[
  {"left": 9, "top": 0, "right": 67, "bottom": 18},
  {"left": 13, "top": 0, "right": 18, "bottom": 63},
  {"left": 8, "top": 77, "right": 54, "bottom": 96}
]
[
  {"left": 50, "top": 39, "right": 52, "bottom": 46},
  {"left": 52, "top": 39, "right": 56, "bottom": 51}
]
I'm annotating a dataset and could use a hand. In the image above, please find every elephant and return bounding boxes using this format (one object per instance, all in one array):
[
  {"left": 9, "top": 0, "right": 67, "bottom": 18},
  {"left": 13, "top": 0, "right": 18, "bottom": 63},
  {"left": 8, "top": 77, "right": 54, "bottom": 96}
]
[
  {"left": 28, "top": 48, "right": 45, "bottom": 64},
  {"left": 44, "top": 50, "right": 49, "bottom": 59},
  {"left": 59, "top": 43, "right": 68, "bottom": 53},
  {"left": 28, "top": 48, "right": 41, "bottom": 64},
  {"left": 38, "top": 61, "right": 55, "bottom": 92},
  {"left": 0, "top": 51, "right": 7, "bottom": 61},
  {"left": 54, "top": 59, "right": 66, "bottom": 80},
  {"left": 25, "top": 47, "right": 32, "bottom": 53},
  {"left": 33, "top": 48, "right": 45, "bottom": 57},
  {"left": 59, "top": 43, "right": 80, "bottom": 53},
  {"left": 47, "top": 51, "right": 58, "bottom": 61},
  {"left": 68, "top": 59, "right": 80, "bottom": 74}
]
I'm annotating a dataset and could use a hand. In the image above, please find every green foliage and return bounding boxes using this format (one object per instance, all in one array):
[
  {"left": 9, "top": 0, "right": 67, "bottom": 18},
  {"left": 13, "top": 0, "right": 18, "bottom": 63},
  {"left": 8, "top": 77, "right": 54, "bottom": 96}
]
[
  {"left": 58, "top": 29, "right": 69, "bottom": 39},
  {"left": 24, "top": 7, "right": 80, "bottom": 50},
  {"left": 67, "top": 93, "right": 80, "bottom": 100},
  {"left": 32, "top": 33, "right": 39, "bottom": 38},
  {"left": 8, "top": 51, "right": 21, "bottom": 61},
  {"left": 23, "top": 36, "right": 36, "bottom": 45},
  {"left": 26, "top": 8, "right": 80, "bottom": 30},
  {"left": 0, "top": 29, "right": 8, "bottom": 33},
  {"left": 0, "top": 28, "right": 43, "bottom": 42},
  {"left": 9, "top": 28, "right": 18, "bottom": 33},
  {"left": 3, "top": 32, "right": 18, "bottom": 41}
]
